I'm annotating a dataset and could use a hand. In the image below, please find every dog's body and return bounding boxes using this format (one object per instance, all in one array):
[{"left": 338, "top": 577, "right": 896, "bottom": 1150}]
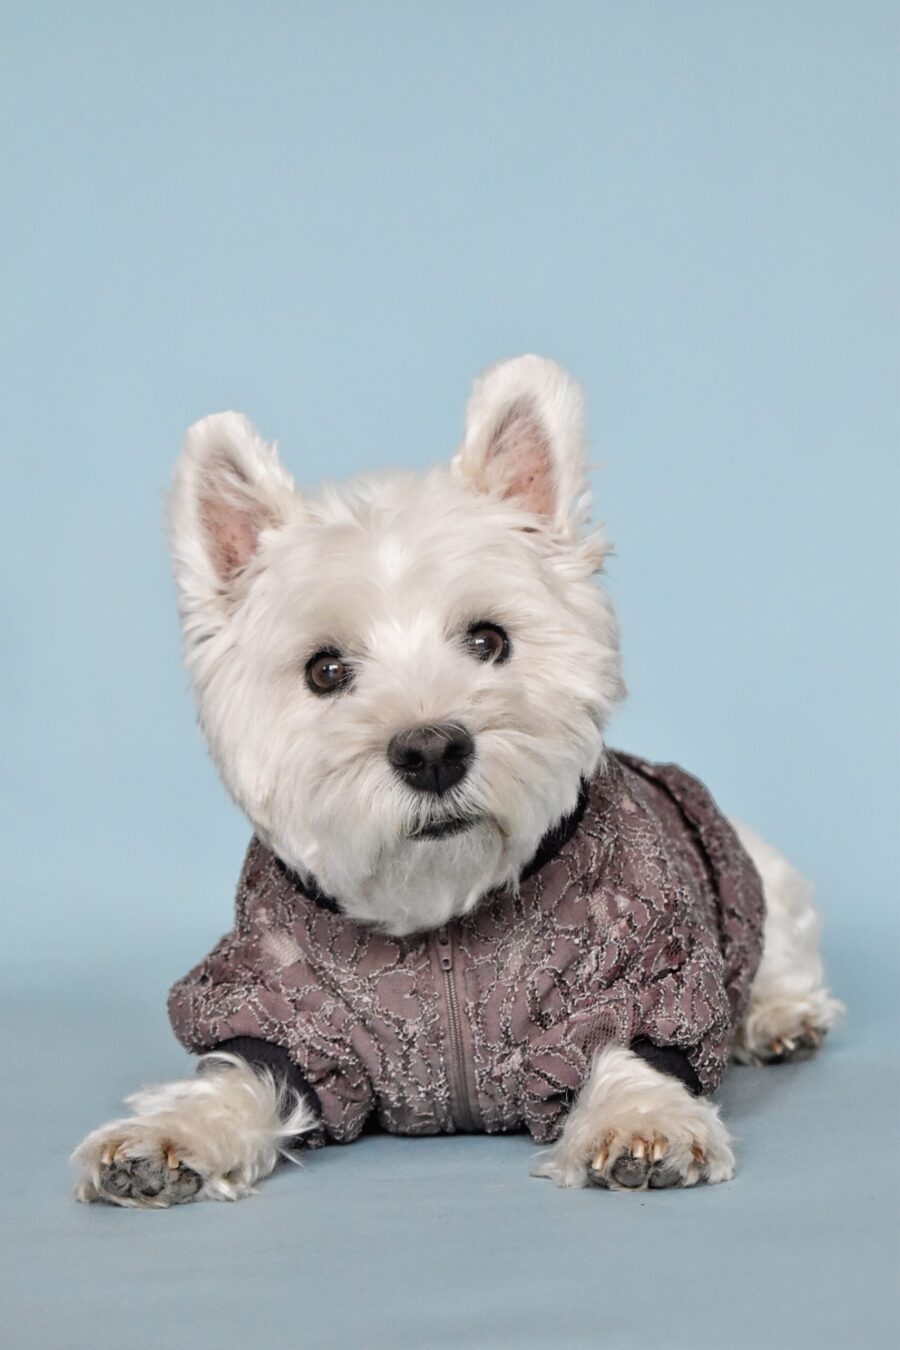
[{"left": 73, "top": 356, "right": 841, "bottom": 1206}]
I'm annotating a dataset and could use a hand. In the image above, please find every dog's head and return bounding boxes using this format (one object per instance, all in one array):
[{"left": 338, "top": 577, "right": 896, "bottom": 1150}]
[{"left": 168, "top": 356, "right": 624, "bottom": 934}]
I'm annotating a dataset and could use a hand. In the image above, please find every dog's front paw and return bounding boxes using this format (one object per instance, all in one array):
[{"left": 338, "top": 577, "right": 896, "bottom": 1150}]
[
  {"left": 71, "top": 1057, "right": 313, "bottom": 1208},
  {"left": 535, "top": 1104, "right": 735, "bottom": 1192},
  {"left": 72, "top": 1120, "right": 206, "bottom": 1208},
  {"left": 585, "top": 1126, "right": 731, "bottom": 1190},
  {"left": 532, "top": 1047, "right": 736, "bottom": 1191},
  {"left": 585, "top": 1098, "right": 735, "bottom": 1192}
]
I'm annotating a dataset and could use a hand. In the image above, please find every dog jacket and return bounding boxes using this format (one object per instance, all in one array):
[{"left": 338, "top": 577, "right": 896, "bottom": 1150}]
[{"left": 169, "top": 752, "right": 765, "bottom": 1145}]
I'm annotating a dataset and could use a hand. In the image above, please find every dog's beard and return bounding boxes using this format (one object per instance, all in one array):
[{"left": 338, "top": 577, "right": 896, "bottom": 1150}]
[
  {"left": 255, "top": 740, "right": 598, "bottom": 936},
  {"left": 305, "top": 816, "right": 508, "bottom": 936}
]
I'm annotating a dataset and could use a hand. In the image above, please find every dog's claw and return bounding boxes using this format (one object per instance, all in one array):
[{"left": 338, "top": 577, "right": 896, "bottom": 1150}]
[{"left": 591, "top": 1144, "right": 608, "bottom": 1172}]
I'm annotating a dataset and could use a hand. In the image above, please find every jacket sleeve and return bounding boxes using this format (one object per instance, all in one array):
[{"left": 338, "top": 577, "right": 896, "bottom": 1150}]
[
  {"left": 168, "top": 927, "right": 376, "bottom": 1144},
  {"left": 627, "top": 920, "right": 733, "bottom": 1092},
  {"left": 571, "top": 917, "right": 734, "bottom": 1096}
]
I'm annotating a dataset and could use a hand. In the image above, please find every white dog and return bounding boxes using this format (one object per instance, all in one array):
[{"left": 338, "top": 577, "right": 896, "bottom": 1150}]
[{"left": 73, "top": 356, "right": 842, "bottom": 1207}]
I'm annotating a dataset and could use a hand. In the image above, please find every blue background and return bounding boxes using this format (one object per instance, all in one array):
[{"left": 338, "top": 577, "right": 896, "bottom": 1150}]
[{"left": 2, "top": 3, "right": 897, "bottom": 1348}]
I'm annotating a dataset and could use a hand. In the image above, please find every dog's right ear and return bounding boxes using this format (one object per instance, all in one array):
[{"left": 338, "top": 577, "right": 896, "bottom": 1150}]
[{"left": 167, "top": 412, "right": 299, "bottom": 630}]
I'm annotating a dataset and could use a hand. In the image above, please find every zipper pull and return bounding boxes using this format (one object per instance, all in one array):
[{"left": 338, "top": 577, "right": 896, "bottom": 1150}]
[{"left": 437, "top": 925, "right": 452, "bottom": 970}]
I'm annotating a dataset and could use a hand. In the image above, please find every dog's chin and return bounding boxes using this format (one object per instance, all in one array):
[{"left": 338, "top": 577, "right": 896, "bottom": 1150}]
[{"left": 320, "top": 816, "right": 509, "bottom": 936}]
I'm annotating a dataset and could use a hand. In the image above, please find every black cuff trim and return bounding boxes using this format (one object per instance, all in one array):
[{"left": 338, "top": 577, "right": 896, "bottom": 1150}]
[
  {"left": 202, "top": 1037, "right": 321, "bottom": 1124},
  {"left": 630, "top": 1037, "right": 702, "bottom": 1096}
]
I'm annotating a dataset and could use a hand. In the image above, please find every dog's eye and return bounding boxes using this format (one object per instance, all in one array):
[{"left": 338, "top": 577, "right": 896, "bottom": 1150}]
[
  {"left": 305, "top": 649, "right": 353, "bottom": 696},
  {"left": 465, "top": 622, "right": 511, "bottom": 664}
]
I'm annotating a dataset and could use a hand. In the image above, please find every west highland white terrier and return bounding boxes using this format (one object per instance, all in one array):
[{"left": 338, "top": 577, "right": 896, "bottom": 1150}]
[{"left": 72, "top": 356, "right": 842, "bottom": 1206}]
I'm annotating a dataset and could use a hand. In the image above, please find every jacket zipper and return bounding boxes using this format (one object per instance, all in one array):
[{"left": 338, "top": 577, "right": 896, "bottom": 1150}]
[{"left": 435, "top": 925, "right": 478, "bottom": 1132}]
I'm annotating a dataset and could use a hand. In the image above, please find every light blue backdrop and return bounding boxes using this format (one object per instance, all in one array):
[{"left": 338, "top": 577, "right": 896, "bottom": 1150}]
[
  {"left": 3, "top": 0, "right": 896, "bottom": 979},
  {"left": 3, "top": 8, "right": 897, "bottom": 1350}
]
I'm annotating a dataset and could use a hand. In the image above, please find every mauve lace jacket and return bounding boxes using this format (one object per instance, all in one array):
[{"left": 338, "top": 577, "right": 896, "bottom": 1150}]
[{"left": 169, "top": 752, "right": 765, "bottom": 1145}]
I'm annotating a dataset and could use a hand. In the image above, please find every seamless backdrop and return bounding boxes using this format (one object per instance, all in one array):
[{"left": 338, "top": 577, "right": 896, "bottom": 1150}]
[
  {"left": 3, "top": 1, "right": 897, "bottom": 971},
  {"left": 1, "top": 4, "right": 897, "bottom": 1349}
]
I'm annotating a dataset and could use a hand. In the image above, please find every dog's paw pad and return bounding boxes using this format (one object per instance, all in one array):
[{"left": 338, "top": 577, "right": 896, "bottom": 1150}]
[
  {"left": 587, "top": 1135, "right": 701, "bottom": 1191},
  {"left": 610, "top": 1152, "right": 650, "bottom": 1188},
  {"left": 98, "top": 1152, "right": 202, "bottom": 1205},
  {"left": 75, "top": 1128, "right": 205, "bottom": 1207}
]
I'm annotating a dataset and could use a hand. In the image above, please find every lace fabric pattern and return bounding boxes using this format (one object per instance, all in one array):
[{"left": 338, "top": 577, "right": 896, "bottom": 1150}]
[{"left": 168, "top": 753, "right": 766, "bottom": 1145}]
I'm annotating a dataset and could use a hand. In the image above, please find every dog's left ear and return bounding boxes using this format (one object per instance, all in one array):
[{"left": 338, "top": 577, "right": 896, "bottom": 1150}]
[{"left": 452, "top": 355, "right": 590, "bottom": 539}]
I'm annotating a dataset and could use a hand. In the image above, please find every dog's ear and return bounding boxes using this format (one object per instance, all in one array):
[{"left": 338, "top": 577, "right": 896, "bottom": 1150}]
[
  {"left": 452, "top": 355, "right": 589, "bottom": 538},
  {"left": 167, "top": 411, "right": 299, "bottom": 620}
]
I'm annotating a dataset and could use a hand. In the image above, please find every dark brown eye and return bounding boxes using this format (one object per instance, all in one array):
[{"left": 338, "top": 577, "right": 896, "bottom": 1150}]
[
  {"left": 305, "top": 649, "right": 353, "bottom": 696},
  {"left": 465, "top": 622, "right": 511, "bottom": 664}
]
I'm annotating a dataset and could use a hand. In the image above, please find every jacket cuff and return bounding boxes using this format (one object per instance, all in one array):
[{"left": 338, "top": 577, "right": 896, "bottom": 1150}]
[{"left": 630, "top": 1036, "right": 702, "bottom": 1095}]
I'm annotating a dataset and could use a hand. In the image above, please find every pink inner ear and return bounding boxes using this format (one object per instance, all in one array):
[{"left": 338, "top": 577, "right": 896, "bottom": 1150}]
[
  {"left": 199, "top": 493, "right": 264, "bottom": 580},
  {"left": 490, "top": 403, "right": 556, "bottom": 518}
]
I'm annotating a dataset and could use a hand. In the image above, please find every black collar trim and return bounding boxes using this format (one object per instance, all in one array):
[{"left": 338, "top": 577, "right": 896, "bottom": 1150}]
[
  {"left": 518, "top": 779, "right": 590, "bottom": 882},
  {"left": 273, "top": 779, "right": 590, "bottom": 915},
  {"left": 272, "top": 854, "right": 341, "bottom": 912}
]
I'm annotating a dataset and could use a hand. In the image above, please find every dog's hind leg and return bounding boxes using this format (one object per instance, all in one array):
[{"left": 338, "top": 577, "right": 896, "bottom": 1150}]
[
  {"left": 731, "top": 823, "right": 844, "bottom": 1065},
  {"left": 71, "top": 1053, "right": 316, "bottom": 1208}
]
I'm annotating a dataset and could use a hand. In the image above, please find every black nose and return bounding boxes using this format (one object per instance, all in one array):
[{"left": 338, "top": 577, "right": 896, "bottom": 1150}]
[{"left": 387, "top": 724, "right": 474, "bottom": 795}]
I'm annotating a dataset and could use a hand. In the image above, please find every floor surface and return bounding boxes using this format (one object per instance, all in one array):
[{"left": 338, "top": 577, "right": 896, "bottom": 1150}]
[{"left": 3, "top": 929, "right": 897, "bottom": 1350}]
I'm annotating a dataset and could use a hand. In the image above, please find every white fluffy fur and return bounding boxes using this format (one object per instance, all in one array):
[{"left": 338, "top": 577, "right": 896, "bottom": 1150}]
[
  {"left": 72, "top": 354, "right": 842, "bottom": 1207},
  {"left": 731, "top": 824, "right": 844, "bottom": 1061},
  {"left": 72, "top": 1054, "right": 315, "bottom": 1208},
  {"left": 167, "top": 356, "right": 623, "bottom": 934}
]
